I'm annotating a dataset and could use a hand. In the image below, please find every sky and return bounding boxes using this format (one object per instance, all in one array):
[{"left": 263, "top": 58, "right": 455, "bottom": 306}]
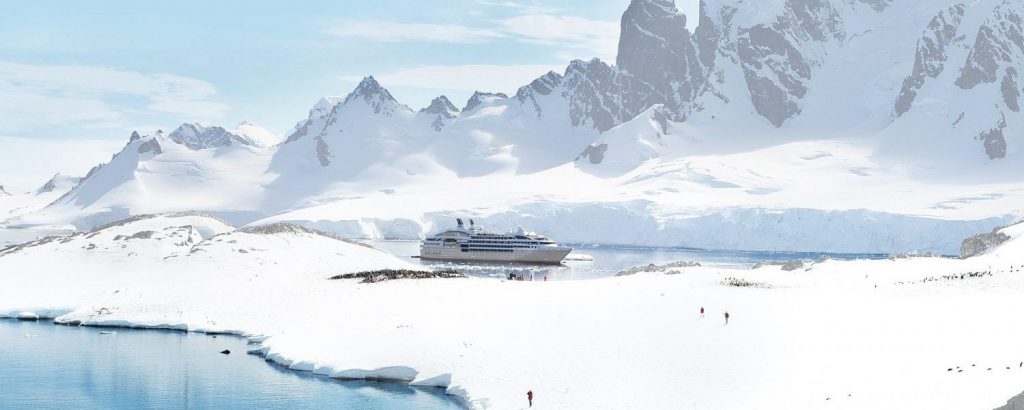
[{"left": 0, "top": 0, "right": 700, "bottom": 191}]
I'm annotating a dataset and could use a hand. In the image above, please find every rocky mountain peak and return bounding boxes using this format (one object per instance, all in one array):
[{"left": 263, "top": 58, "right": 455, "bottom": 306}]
[
  {"left": 420, "top": 96, "right": 461, "bottom": 131},
  {"left": 0, "top": 185, "right": 9, "bottom": 196},
  {"left": 463, "top": 91, "right": 509, "bottom": 113},
  {"left": 515, "top": 71, "right": 563, "bottom": 102},
  {"left": 342, "top": 76, "right": 404, "bottom": 115},
  {"left": 616, "top": 0, "right": 704, "bottom": 122},
  {"left": 420, "top": 96, "right": 460, "bottom": 118},
  {"left": 956, "top": 1, "right": 1024, "bottom": 90},
  {"left": 38, "top": 173, "right": 66, "bottom": 194},
  {"left": 168, "top": 123, "right": 242, "bottom": 150},
  {"left": 514, "top": 71, "right": 564, "bottom": 119},
  {"left": 560, "top": 58, "right": 659, "bottom": 131},
  {"left": 895, "top": 3, "right": 967, "bottom": 117},
  {"left": 35, "top": 173, "right": 82, "bottom": 196},
  {"left": 310, "top": 96, "right": 343, "bottom": 120},
  {"left": 129, "top": 131, "right": 142, "bottom": 143}
]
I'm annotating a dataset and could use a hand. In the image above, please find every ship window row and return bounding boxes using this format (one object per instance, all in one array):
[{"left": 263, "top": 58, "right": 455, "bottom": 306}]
[{"left": 465, "top": 244, "right": 538, "bottom": 248}]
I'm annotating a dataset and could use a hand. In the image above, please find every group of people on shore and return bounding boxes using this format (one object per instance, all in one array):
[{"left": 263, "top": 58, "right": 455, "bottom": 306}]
[
  {"left": 506, "top": 272, "right": 547, "bottom": 281},
  {"left": 700, "top": 306, "right": 730, "bottom": 324}
]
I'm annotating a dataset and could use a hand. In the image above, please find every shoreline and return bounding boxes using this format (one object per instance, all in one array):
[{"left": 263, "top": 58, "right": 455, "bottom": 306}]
[
  {"left": 1, "top": 317, "right": 469, "bottom": 409},
  {"left": 2, "top": 213, "right": 1022, "bottom": 409}
]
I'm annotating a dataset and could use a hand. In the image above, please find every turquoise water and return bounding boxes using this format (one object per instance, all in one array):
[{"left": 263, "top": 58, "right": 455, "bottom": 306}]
[{"left": 0, "top": 320, "right": 461, "bottom": 410}]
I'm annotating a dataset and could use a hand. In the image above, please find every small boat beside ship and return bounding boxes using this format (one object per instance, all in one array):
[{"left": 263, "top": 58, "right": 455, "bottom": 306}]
[{"left": 420, "top": 218, "right": 572, "bottom": 264}]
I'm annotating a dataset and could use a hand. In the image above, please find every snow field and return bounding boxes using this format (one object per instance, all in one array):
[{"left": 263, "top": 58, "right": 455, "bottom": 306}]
[{"left": 2, "top": 214, "right": 1023, "bottom": 409}]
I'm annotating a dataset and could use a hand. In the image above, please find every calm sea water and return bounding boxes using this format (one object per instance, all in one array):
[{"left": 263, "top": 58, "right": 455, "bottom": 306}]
[
  {"left": 362, "top": 240, "right": 889, "bottom": 280},
  {"left": 0, "top": 320, "right": 461, "bottom": 410}
]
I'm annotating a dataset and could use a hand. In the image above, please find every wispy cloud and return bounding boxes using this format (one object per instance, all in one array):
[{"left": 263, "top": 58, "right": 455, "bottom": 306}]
[
  {"left": 327, "top": 13, "right": 620, "bottom": 61},
  {"left": 0, "top": 136, "right": 124, "bottom": 191},
  {"left": 326, "top": 20, "right": 505, "bottom": 43},
  {"left": 496, "top": 14, "right": 619, "bottom": 61},
  {"left": 0, "top": 61, "right": 230, "bottom": 134},
  {"left": 472, "top": 0, "right": 561, "bottom": 14},
  {"left": 341, "top": 64, "right": 564, "bottom": 96}
]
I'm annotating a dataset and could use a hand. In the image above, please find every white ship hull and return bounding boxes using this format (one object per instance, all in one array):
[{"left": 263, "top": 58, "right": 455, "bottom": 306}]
[{"left": 420, "top": 245, "right": 572, "bottom": 264}]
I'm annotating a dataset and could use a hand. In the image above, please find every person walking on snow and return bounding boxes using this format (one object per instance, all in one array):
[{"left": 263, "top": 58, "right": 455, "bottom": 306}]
[
  {"left": 724, "top": 311, "right": 730, "bottom": 325},
  {"left": 700, "top": 306, "right": 705, "bottom": 319},
  {"left": 527, "top": 390, "right": 533, "bottom": 407}
]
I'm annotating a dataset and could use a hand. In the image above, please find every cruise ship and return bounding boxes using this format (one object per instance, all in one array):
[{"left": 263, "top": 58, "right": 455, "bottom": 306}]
[{"left": 419, "top": 219, "right": 572, "bottom": 264}]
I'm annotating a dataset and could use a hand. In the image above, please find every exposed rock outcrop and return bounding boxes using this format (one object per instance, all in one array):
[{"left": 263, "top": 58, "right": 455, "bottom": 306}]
[
  {"left": 961, "top": 226, "right": 1011, "bottom": 258},
  {"left": 419, "top": 96, "right": 460, "bottom": 131},
  {"left": 137, "top": 138, "right": 163, "bottom": 155},
  {"left": 561, "top": 59, "right": 659, "bottom": 131},
  {"left": 515, "top": 71, "right": 563, "bottom": 118},
  {"left": 957, "top": 1, "right": 1024, "bottom": 90},
  {"left": 895, "top": 3, "right": 966, "bottom": 117},
  {"left": 463, "top": 91, "right": 508, "bottom": 113},
  {"left": 343, "top": 76, "right": 406, "bottom": 116},
  {"left": 168, "top": 123, "right": 237, "bottom": 150},
  {"left": 976, "top": 117, "right": 1008, "bottom": 160},
  {"left": 617, "top": 0, "right": 705, "bottom": 118}
]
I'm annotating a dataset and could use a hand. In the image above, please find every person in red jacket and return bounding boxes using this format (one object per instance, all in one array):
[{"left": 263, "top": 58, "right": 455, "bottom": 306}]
[{"left": 527, "top": 390, "right": 533, "bottom": 407}]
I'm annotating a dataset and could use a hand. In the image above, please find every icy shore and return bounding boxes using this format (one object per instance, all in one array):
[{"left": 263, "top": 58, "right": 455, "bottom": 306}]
[{"left": 2, "top": 213, "right": 1024, "bottom": 409}]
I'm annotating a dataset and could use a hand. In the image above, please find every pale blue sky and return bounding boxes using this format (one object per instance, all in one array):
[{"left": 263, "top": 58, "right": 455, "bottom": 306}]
[{"left": 0, "top": 0, "right": 700, "bottom": 190}]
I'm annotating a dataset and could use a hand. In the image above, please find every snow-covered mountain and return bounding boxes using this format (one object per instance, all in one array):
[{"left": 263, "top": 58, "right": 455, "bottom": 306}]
[
  {"left": 1, "top": 173, "right": 81, "bottom": 226},
  {"left": 168, "top": 121, "right": 278, "bottom": 149},
  {"left": 5, "top": 0, "right": 1024, "bottom": 253}
]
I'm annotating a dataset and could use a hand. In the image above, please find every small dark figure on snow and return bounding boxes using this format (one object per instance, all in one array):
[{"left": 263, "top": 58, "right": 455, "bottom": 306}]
[
  {"left": 527, "top": 390, "right": 533, "bottom": 407},
  {"left": 724, "top": 311, "right": 730, "bottom": 325},
  {"left": 700, "top": 306, "right": 705, "bottom": 319}
]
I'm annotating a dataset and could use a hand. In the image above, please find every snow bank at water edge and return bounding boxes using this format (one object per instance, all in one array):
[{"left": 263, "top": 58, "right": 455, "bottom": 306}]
[{"left": 2, "top": 214, "right": 1024, "bottom": 408}]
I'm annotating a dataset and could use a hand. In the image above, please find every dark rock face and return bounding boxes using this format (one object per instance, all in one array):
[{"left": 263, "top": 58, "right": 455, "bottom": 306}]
[
  {"left": 576, "top": 143, "right": 609, "bottom": 164},
  {"left": 737, "top": 25, "right": 810, "bottom": 126},
  {"left": 961, "top": 226, "right": 1011, "bottom": 258},
  {"left": 168, "top": 123, "right": 252, "bottom": 150},
  {"left": 137, "top": 138, "right": 163, "bottom": 155},
  {"left": 615, "top": 260, "right": 701, "bottom": 276},
  {"left": 957, "top": 1, "right": 1024, "bottom": 90},
  {"left": 1002, "top": 67, "right": 1021, "bottom": 112},
  {"left": 561, "top": 59, "right": 659, "bottom": 131},
  {"left": 975, "top": 115, "right": 1008, "bottom": 160},
  {"left": 315, "top": 136, "right": 332, "bottom": 167},
  {"left": 37, "top": 174, "right": 65, "bottom": 194},
  {"left": 856, "top": 0, "right": 892, "bottom": 12},
  {"left": 617, "top": 0, "right": 705, "bottom": 117},
  {"left": 896, "top": 3, "right": 966, "bottom": 117},
  {"left": 979, "top": 128, "right": 1008, "bottom": 160},
  {"left": 463, "top": 91, "right": 508, "bottom": 113},
  {"left": 515, "top": 71, "right": 563, "bottom": 118},
  {"left": 731, "top": 0, "right": 843, "bottom": 127},
  {"left": 419, "top": 96, "right": 460, "bottom": 131},
  {"left": 343, "top": 76, "right": 402, "bottom": 116},
  {"left": 420, "top": 96, "right": 459, "bottom": 119},
  {"left": 994, "top": 389, "right": 1024, "bottom": 410},
  {"left": 329, "top": 269, "right": 466, "bottom": 283}
]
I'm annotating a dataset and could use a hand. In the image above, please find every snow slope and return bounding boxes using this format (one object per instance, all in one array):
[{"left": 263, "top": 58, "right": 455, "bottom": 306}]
[
  {"left": 5, "top": 0, "right": 1024, "bottom": 254},
  {"left": 2, "top": 214, "right": 1024, "bottom": 409},
  {"left": 0, "top": 173, "right": 80, "bottom": 225}
]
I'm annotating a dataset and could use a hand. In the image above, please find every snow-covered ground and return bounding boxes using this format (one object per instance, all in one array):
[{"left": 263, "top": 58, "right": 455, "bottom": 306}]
[{"left": 3, "top": 213, "right": 1023, "bottom": 409}]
